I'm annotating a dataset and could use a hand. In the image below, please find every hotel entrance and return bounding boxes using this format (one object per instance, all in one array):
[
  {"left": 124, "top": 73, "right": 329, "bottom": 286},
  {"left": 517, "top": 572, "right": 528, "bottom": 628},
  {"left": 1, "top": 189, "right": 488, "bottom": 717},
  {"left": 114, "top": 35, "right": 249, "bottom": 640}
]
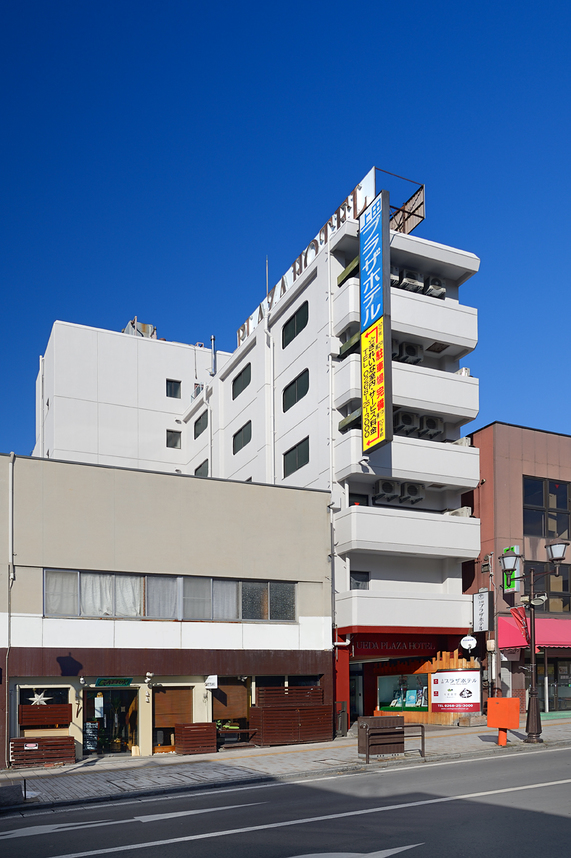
[{"left": 83, "top": 688, "right": 138, "bottom": 754}]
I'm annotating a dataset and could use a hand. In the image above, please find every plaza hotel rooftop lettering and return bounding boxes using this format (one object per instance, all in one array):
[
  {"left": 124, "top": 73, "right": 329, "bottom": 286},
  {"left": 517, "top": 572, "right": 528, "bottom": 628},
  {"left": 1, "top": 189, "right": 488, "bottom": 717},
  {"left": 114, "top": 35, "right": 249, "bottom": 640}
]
[{"left": 237, "top": 169, "right": 376, "bottom": 346}]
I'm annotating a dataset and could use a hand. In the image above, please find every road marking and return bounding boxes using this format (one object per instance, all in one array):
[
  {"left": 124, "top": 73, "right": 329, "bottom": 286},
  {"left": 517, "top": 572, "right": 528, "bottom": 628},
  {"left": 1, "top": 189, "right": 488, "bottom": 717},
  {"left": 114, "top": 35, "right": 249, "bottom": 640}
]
[
  {"left": 39, "top": 775, "right": 571, "bottom": 858},
  {"left": 0, "top": 802, "right": 263, "bottom": 840},
  {"left": 288, "top": 848, "right": 423, "bottom": 858}
]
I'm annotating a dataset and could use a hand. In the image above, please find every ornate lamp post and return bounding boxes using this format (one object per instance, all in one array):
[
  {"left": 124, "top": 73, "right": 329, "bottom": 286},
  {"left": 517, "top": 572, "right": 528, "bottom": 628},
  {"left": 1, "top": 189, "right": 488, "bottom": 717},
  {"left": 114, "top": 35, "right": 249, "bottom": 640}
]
[{"left": 499, "top": 539, "right": 569, "bottom": 743}]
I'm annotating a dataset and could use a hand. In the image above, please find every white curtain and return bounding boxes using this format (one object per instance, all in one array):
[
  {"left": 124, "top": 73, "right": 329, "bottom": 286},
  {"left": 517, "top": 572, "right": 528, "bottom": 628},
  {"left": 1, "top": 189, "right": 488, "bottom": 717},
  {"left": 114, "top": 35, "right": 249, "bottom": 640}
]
[
  {"left": 45, "top": 570, "right": 78, "bottom": 616},
  {"left": 80, "top": 573, "right": 113, "bottom": 616},
  {"left": 183, "top": 576, "right": 211, "bottom": 619},
  {"left": 213, "top": 579, "right": 239, "bottom": 619},
  {"left": 115, "top": 575, "right": 144, "bottom": 617},
  {"left": 147, "top": 576, "right": 178, "bottom": 618}
]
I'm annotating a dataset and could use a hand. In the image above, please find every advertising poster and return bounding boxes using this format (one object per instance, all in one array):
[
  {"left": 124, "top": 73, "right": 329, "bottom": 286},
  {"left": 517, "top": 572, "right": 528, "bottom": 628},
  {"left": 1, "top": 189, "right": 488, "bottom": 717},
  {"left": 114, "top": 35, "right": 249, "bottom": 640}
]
[
  {"left": 431, "top": 669, "right": 481, "bottom": 713},
  {"left": 361, "top": 318, "right": 386, "bottom": 452}
]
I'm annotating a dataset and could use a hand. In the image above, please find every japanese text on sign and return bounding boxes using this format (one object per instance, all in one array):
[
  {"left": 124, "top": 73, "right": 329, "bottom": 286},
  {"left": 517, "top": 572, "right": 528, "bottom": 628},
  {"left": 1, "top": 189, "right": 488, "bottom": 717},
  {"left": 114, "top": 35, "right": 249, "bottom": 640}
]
[
  {"left": 361, "top": 318, "right": 386, "bottom": 454},
  {"left": 359, "top": 194, "right": 384, "bottom": 332}
]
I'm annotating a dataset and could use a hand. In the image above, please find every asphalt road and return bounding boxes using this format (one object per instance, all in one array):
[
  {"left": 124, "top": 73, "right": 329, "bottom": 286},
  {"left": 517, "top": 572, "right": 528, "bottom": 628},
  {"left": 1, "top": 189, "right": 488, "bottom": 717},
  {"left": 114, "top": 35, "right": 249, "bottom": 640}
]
[{"left": 1, "top": 747, "right": 571, "bottom": 858}]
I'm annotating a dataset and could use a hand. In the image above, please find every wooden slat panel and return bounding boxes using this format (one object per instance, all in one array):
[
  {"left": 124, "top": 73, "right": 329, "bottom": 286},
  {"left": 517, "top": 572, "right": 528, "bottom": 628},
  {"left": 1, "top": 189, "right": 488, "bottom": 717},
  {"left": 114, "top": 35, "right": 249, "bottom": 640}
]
[
  {"left": 10, "top": 736, "right": 75, "bottom": 768},
  {"left": 174, "top": 723, "right": 217, "bottom": 755},
  {"left": 212, "top": 680, "right": 248, "bottom": 720},
  {"left": 250, "top": 704, "right": 333, "bottom": 746},
  {"left": 153, "top": 688, "right": 193, "bottom": 729},
  {"left": 18, "top": 704, "right": 72, "bottom": 727},
  {"left": 256, "top": 686, "right": 323, "bottom": 707}
]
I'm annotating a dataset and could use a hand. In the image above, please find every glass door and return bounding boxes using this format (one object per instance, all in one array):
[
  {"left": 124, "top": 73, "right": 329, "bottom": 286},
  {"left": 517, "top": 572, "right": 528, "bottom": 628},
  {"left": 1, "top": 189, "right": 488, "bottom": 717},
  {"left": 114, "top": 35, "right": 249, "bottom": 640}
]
[{"left": 83, "top": 689, "right": 138, "bottom": 754}]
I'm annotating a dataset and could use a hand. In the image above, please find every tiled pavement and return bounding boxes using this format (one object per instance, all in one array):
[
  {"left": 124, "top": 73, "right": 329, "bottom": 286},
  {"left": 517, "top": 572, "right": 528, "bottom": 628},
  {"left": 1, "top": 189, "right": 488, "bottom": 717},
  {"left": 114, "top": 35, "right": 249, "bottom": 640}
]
[{"left": 2, "top": 715, "right": 571, "bottom": 812}]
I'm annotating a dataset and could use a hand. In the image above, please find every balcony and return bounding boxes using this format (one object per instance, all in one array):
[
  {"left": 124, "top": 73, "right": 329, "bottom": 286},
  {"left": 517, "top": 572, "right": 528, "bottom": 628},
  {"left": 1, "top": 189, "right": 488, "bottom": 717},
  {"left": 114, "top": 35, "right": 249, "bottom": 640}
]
[
  {"left": 334, "top": 505, "right": 480, "bottom": 559},
  {"left": 335, "top": 589, "right": 472, "bottom": 631},
  {"left": 335, "top": 431, "right": 479, "bottom": 488},
  {"left": 392, "top": 289, "right": 477, "bottom": 357},
  {"left": 393, "top": 361, "right": 478, "bottom": 422},
  {"left": 333, "top": 277, "right": 360, "bottom": 336},
  {"left": 334, "top": 355, "right": 479, "bottom": 422}
]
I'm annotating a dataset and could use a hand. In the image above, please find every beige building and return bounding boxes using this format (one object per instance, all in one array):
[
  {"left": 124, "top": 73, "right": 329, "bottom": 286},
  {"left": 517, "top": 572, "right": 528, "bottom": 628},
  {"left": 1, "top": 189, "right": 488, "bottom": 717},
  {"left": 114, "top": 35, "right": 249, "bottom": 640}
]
[{"left": 0, "top": 453, "right": 333, "bottom": 766}]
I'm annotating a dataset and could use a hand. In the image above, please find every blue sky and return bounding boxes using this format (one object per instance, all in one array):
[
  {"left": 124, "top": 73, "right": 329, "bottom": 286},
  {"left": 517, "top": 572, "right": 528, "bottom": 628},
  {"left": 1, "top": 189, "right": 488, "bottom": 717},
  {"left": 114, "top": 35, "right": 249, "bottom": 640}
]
[{"left": 2, "top": 1, "right": 571, "bottom": 455}]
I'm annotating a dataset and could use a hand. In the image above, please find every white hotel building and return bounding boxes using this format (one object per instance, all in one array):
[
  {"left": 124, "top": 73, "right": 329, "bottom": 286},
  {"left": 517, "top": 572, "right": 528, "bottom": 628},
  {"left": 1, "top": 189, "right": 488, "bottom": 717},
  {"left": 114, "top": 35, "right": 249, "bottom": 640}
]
[{"left": 34, "top": 169, "right": 482, "bottom": 725}]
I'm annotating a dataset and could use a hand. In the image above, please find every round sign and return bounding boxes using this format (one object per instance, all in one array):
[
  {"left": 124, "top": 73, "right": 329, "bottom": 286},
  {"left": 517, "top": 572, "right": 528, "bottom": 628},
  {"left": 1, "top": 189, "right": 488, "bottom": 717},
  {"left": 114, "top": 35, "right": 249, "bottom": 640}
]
[{"left": 461, "top": 635, "right": 477, "bottom": 651}]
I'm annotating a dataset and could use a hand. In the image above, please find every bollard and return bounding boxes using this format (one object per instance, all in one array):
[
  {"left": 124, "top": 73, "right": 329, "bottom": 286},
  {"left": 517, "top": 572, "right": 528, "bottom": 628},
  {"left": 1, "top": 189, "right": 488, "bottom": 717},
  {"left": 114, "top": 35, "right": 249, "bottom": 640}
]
[{"left": 487, "top": 698, "right": 520, "bottom": 746}]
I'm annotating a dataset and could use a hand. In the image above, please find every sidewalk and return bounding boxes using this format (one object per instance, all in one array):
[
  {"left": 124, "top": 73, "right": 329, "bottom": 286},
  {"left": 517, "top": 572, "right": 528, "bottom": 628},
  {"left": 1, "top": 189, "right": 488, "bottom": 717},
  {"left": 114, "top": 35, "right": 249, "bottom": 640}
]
[{"left": 2, "top": 715, "right": 571, "bottom": 813}]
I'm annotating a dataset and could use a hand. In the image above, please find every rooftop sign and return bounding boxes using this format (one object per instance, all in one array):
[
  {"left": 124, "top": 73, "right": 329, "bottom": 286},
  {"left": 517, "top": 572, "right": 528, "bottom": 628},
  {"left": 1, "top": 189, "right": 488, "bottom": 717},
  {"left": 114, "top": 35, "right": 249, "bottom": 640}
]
[{"left": 237, "top": 168, "right": 376, "bottom": 346}]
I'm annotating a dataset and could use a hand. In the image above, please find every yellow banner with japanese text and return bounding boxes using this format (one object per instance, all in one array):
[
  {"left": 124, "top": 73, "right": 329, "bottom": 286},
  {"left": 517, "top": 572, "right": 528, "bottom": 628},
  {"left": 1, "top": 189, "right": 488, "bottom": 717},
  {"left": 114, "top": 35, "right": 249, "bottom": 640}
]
[{"left": 361, "top": 317, "right": 386, "bottom": 454}]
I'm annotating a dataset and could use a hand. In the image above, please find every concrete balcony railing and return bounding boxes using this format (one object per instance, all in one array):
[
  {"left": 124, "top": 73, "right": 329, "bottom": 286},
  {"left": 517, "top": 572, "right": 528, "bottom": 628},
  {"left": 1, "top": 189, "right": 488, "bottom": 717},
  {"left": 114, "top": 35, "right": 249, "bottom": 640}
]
[
  {"left": 391, "top": 289, "right": 477, "bottom": 356},
  {"left": 333, "top": 504, "right": 480, "bottom": 559},
  {"left": 334, "top": 355, "right": 479, "bottom": 421},
  {"left": 335, "top": 430, "right": 479, "bottom": 488},
  {"left": 332, "top": 277, "right": 360, "bottom": 337},
  {"left": 335, "top": 588, "right": 473, "bottom": 631}
]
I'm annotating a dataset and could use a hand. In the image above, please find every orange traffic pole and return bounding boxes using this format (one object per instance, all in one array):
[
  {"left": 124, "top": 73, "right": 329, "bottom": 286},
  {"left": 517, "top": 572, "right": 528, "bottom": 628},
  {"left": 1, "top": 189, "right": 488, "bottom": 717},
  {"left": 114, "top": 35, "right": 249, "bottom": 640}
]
[{"left": 498, "top": 728, "right": 507, "bottom": 746}]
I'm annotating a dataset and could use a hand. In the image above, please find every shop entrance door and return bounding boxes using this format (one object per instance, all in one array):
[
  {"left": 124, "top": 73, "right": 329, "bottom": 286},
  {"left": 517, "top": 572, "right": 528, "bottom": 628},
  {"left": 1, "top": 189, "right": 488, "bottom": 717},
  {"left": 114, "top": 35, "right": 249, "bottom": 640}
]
[{"left": 83, "top": 689, "right": 138, "bottom": 754}]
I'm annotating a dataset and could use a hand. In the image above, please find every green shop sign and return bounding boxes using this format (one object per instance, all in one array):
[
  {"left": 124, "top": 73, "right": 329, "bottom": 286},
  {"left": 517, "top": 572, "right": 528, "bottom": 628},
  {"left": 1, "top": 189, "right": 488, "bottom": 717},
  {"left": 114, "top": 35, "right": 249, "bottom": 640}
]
[{"left": 95, "top": 677, "right": 133, "bottom": 687}]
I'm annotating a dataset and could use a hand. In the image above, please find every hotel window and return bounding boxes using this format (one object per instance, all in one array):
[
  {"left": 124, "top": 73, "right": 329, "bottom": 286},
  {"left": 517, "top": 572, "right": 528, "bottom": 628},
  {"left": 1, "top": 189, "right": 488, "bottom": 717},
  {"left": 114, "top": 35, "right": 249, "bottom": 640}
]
[
  {"left": 194, "top": 410, "right": 208, "bottom": 439},
  {"left": 350, "top": 571, "right": 370, "bottom": 590},
  {"left": 166, "top": 379, "right": 181, "bottom": 399},
  {"left": 45, "top": 570, "right": 296, "bottom": 622},
  {"left": 233, "top": 421, "right": 252, "bottom": 454},
  {"left": 523, "top": 477, "right": 569, "bottom": 539},
  {"left": 283, "top": 436, "right": 309, "bottom": 477},
  {"left": 232, "top": 363, "right": 251, "bottom": 400},
  {"left": 283, "top": 369, "right": 309, "bottom": 412},
  {"left": 194, "top": 459, "right": 209, "bottom": 477},
  {"left": 282, "top": 301, "right": 309, "bottom": 348},
  {"left": 166, "top": 430, "right": 181, "bottom": 449}
]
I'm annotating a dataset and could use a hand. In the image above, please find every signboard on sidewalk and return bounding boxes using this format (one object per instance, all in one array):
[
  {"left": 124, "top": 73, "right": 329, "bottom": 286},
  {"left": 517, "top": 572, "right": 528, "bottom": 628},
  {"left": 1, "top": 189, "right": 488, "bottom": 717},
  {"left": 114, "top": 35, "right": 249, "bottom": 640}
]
[{"left": 431, "top": 669, "right": 481, "bottom": 713}]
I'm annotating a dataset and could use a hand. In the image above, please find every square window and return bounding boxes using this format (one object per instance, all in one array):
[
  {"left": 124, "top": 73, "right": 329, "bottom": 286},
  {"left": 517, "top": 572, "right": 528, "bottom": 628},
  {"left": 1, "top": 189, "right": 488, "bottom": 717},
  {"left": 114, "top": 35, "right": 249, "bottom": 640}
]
[
  {"left": 166, "top": 379, "right": 181, "bottom": 399},
  {"left": 166, "top": 430, "right": 182, "bottom": 449},
  {"left": 183, "top": 577, "right": 212, "bottom": 619},
  {"left": 350, "top": 571, "right": 370, "bottom": 590}
]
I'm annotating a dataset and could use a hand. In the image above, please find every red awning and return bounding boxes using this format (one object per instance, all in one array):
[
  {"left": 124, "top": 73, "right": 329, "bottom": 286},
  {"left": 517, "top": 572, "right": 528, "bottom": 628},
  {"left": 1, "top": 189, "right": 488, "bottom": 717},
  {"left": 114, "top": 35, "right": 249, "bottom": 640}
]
[{"left": 498, "top": 616, "right": 571, "bottom": 648}]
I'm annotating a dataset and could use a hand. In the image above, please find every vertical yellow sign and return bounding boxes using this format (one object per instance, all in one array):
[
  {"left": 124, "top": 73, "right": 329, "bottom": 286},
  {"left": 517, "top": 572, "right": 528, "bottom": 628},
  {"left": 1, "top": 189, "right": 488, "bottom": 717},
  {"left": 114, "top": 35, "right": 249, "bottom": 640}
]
[{"left": 361, "top": 317, "right": 386, "bottom": 454}]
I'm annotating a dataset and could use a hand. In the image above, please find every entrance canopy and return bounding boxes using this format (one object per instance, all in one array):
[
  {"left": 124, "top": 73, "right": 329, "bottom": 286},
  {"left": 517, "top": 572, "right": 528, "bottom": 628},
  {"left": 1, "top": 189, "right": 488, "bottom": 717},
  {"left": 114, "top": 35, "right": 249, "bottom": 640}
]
[{"left": 498, "top": 617, "right": 571, "bottom": 649}]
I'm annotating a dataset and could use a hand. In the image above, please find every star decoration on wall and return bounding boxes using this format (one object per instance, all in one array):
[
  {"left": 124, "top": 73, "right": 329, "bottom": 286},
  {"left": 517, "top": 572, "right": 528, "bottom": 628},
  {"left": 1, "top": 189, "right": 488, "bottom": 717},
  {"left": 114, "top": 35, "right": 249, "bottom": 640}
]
[{"left": 29, "top": 690, "right": 52, "bottom": 705}]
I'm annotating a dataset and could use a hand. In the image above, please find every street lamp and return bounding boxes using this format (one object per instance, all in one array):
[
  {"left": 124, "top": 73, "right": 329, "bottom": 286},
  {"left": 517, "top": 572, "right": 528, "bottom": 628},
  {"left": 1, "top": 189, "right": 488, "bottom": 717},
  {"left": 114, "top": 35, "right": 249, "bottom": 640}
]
[{"left": 499, "top": 539, "right": 569, "bottom": 743}]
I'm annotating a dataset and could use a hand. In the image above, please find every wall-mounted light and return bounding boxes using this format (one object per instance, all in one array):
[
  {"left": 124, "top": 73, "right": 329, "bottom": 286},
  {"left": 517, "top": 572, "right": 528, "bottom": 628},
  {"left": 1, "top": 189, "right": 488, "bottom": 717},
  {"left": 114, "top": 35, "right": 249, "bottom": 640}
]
[
  {"left": 145, "top": 672, "right": 154, "bottom": 684},
  {"left": 79, "top": 677, "right": 86, "bottom": 686}
]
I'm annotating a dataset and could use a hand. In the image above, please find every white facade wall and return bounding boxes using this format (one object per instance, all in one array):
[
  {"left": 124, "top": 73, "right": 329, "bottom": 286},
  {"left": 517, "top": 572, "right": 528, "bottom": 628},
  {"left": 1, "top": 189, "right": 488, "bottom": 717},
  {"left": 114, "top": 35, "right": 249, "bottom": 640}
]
[{"left": 34, "top": 187, "right": 482, "bottom": 641}]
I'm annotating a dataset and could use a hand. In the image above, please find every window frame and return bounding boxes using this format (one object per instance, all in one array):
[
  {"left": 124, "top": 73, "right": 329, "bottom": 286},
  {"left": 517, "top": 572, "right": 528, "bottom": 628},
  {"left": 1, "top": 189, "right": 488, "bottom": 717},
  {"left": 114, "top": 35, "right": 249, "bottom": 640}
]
[
  {"left": 233, "top": 420, "right": 252, "bottom": 455},
  {"left": 194, "top": 459, "right": 209, "bottom": 477},
  {"left": 283, "top": 368, "right": 309, "bottom": 413},
  {"left": 44, "top": 569, "right": 296, "bottom": 622},
  {"left": 283, "top": 436, "right": 309, "bottom": 478},
  {"left": 523, "top": 476, "right": 570, "bottom": 540},
  {"left": 282, "top": 301, "right": 309, "bottom": 349},
  {"left": 194, "top": 410, "right": 208, "bottom": 439},
  {"left": 166, "top": 379, "right": 182, "bottom": 399},
  {"left": 166, "top": 429, "right": 182, "bottom": 449},
  {"left": 232, "top": 363, "right": 252, "bottom": 400}
]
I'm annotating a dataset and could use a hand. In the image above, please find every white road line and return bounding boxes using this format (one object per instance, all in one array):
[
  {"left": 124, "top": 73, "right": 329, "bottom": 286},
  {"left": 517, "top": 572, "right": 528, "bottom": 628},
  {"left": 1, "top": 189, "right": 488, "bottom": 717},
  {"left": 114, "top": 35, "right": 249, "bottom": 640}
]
[
  {"left": 43, "top": 776, "right": 571, "bottom": 858},
  {"left": 0, "top": 802, "right": 263, "bottom": 840}
]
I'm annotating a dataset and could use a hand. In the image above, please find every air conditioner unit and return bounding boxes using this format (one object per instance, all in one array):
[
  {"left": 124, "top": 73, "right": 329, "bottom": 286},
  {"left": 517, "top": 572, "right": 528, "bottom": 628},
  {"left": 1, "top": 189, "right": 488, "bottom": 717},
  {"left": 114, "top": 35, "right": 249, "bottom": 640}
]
[
  {"left": 451, "top": 436, "right": 471, "bottom": 447},
  {"left": 424, "top": 276, "right": 446, "bottom": 299},
  {"left": 418, "top": 415, "right": 444, "bottom": 439},
  {"left": 399, "top": 270, "right": 424, "bottom": 293},
  {"left": 444, "top": 507, "right": 472, "bottom": 517},
  {"left": 400, "top": 482, "right": 425, "bottom": 504},
  {"left": 394, "top": 411, "right": 420, "bottom": 435},
  {"left": 398, "top": 342, "right": 423, "bottom": 364},
  {"left": 391, "top": 339, "right": 400, "bottom": 360},
  {"left": 372, "top": 479, "right": 399, "bottom": 503},
  {"left": 390, "top": 267, "right": 400, "bottom": 289}
]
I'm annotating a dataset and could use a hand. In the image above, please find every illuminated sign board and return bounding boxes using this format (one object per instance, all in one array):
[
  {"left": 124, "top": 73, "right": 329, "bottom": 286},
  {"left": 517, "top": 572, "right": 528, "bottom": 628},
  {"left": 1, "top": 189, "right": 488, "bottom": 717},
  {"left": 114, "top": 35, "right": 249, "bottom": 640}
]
[{"left": 359, "top": 190, "right": 392, "bottom": 455}]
